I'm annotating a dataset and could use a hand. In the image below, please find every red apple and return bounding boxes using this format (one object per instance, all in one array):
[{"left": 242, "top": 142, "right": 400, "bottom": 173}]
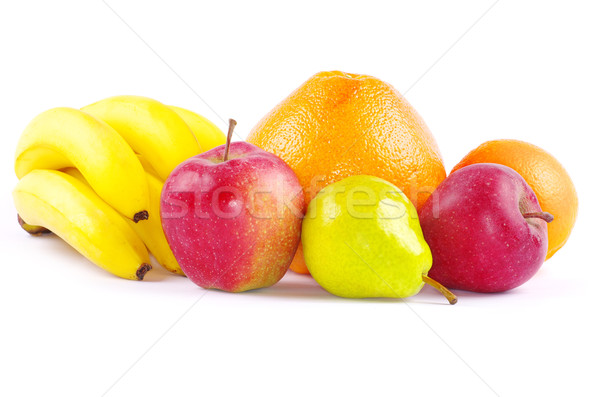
[
  {"left": 418, "top": 163, "right": 553, "bottom": 293},
  {"left": 161, "top": 120, "right": 305, "bottom": 292}
]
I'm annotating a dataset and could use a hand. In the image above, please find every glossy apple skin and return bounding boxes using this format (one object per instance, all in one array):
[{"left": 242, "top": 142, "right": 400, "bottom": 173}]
[
  {"left": 418, "top": 163, "right": 548, "bottom": 293},
  {"left": 161, "top": 142, "right": 305, "bottom": 292}
]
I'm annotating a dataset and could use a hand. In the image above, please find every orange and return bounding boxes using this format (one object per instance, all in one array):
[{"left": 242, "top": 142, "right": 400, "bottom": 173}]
[
  {"left": 247, "top": 71, "right": 447, "bottom": 274},
  {"left": 452, "top": 139, "right": 577, "bottom": 260}
]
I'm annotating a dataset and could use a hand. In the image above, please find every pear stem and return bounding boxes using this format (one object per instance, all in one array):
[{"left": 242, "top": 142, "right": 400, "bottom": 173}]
[
  {"left": 223, "top": 118, "right": 237, "bottom": 162},
  {"left": 523, "top": 211, "right": 554, "bottom": 223},
  {"left": 422, "top": 275, "right": 457, "bottom": 305}
]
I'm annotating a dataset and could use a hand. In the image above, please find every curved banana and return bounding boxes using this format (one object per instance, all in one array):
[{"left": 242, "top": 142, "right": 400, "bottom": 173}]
[
  {"left": 14, "top": 107, "right": 149, "bottom": 222},
  {"left": 136, "top": 154, "right": 162, "bottom": 181},
  {"left": 64, "top": 168, "right": 184, "bottom": 275},
  {"left": 82, "top": 96, "right": 201, "bottom": 180},
  {"left": 13, "top": 170, "right": 152, "bottom": 280},
  {"left": 168, "top": 105, "right": 226, "bottom": 151},
  {"left": 131, "top": 171, "right": 184, "bottom": 275}
]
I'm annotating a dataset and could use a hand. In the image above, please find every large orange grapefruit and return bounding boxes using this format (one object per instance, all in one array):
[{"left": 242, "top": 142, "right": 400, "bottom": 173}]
[{"left": 247, "top": 71, "right": 446, "bottom": 274}]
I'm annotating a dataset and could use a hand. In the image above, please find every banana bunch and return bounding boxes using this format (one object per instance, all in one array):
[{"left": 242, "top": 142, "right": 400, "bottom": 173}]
[{"left": 13, "top": 96, "right": 226, "bottom": 280}]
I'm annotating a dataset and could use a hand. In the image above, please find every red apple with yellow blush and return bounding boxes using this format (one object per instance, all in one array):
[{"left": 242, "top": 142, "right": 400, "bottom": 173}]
[{"left": 161, "top": 120, "right": 305, "bottom": 292}]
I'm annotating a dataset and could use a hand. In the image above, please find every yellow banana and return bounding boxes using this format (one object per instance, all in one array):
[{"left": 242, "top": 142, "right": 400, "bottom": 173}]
[
  {"left": 136, "top": 154, "right": 162, "bottom": 181},
  {"left": 82, "top": 96, "right": 201, "bottom": 180},
  {"left": 168, "top": 105, "right": 226, "bottom": 151},
  {"left": 14, "top": 107, "right": 149, "bottom": 222},
  {"left": 131, "top": 171, "right": 183, "bottom": 275},
  {"left": 13, "top": 170, "right": 152, "bottom": 280},
  {"left": 64, "top": 168, "right": 184, "bottom": 275}
]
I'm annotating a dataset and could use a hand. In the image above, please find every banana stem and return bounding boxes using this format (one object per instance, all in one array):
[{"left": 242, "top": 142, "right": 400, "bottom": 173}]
[
  {"left": 422, "top": 274, "right": 457, "bottom": 305},
  {"left": 223, "top": 118, "right": 237, "bottom": 162}
]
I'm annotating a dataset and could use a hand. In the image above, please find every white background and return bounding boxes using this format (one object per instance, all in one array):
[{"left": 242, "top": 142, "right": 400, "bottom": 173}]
[{"left": 1, "top": 1, "right": 598, "bottom": 396}]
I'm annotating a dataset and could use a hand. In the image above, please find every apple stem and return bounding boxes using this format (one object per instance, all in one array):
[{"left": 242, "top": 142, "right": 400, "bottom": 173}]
[
  {"left": 422, "top": 275, "right": 457, "bottom": 305},
  {"left": 522, "top": 211, "right": 554, "bottom": 223},
  {"left": 223, "top": 118, "right": 237, "bottom": 162}
]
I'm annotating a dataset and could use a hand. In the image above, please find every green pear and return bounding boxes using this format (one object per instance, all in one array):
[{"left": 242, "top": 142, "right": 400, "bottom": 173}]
[{"left": 302, "top": 175, "right": 456, "bottom": 304}]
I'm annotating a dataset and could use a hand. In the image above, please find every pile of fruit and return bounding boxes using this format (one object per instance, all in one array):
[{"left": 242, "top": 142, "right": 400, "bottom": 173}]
[{"left": 13, "top": 71, "right": 578, "bottom": 304}]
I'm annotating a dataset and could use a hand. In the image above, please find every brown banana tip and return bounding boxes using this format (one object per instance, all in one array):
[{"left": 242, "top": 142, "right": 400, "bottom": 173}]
[
  {"left": 17, "top": 214, "right": 51, "bottom": 236},
  {"left": 133, "top": 210, "right": 149, "bottom": 223},
  {"left": 136, "top": 263, "right": 152, "bottom": 280}
]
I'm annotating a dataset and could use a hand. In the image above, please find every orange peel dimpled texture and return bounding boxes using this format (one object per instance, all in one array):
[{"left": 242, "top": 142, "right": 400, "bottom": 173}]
[{"left": 247, "top": 71, "right": 447, "bottom": 274}]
